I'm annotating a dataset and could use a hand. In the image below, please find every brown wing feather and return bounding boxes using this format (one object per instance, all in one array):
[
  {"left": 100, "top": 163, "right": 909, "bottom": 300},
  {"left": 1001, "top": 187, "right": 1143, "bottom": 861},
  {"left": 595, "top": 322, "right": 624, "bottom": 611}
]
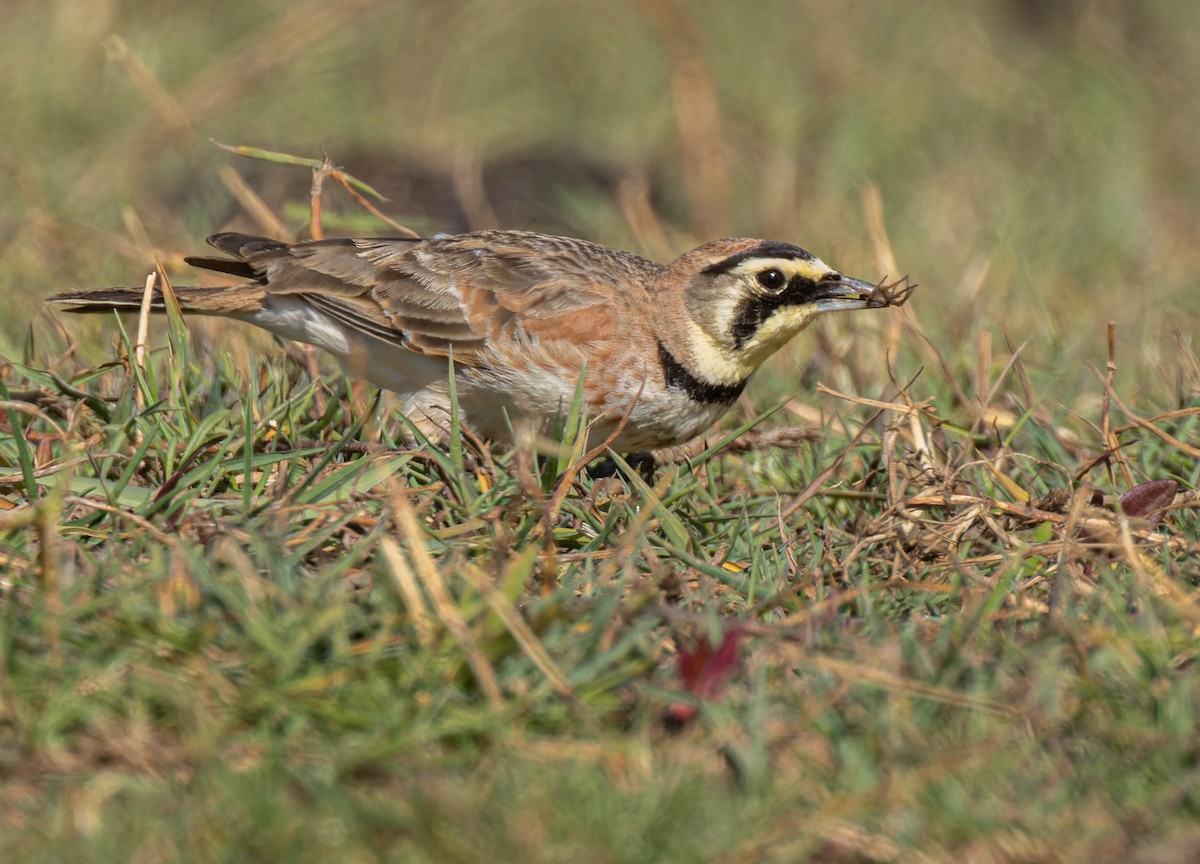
[{"left": 203, "top": 231, "right": 655, "bottom": 366}]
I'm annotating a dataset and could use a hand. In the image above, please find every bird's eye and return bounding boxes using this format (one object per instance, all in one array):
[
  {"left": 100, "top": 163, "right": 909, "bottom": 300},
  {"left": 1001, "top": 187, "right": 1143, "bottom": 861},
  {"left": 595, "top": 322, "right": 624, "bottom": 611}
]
[{"left": 756, "top": 268, "right": 787, "bottom": 292}]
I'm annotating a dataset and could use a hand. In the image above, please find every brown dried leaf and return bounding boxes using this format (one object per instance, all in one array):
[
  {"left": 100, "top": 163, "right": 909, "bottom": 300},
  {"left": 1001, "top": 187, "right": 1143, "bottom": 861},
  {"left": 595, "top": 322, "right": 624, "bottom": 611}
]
[{"left": 1118, "top": 479, "right": 1178, "bottom": 527}]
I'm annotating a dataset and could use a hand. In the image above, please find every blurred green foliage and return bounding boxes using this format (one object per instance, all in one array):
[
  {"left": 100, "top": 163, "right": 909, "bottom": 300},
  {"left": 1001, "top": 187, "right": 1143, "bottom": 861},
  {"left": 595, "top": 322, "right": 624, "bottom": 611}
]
[{"left": 2, "top": 0, "right": 1198, "bottom": 407}]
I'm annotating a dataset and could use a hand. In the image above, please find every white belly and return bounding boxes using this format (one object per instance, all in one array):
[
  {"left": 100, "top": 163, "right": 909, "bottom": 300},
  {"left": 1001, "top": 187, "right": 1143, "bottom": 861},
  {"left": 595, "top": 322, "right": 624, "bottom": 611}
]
[
  {"left": 456, "top": 365, "right": 735, "bottom": 451},
  {"left": 241, "top": 297, "right": 732, "bottom": 450}
]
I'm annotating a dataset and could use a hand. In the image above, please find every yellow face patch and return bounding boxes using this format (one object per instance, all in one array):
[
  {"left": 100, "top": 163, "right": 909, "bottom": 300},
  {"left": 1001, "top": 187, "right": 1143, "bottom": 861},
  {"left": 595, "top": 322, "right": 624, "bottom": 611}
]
[
  {"left": 680, "top": 251, "right": 857, "bottom": 385},
  {"left": 682, "top": 301, "right": 822, "bottom": 384},
  {"left": 737, "top": 303, "right": 822, "bottom": 358},
  {"left": 684, "top": 318, "right": 755, "bottom": 385}
]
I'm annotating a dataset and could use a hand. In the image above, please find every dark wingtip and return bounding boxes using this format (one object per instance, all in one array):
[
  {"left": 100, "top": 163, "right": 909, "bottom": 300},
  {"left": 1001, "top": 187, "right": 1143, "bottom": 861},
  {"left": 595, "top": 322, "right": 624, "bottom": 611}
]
[
  {"left": 205, "top": 232, "right": 287, "bottom": 257},
  {"left": 188, "top": 233, "right": 289, "bottom": 280},
  {"left": 183, "top": 255, "right": 258, "bottom": 279}
]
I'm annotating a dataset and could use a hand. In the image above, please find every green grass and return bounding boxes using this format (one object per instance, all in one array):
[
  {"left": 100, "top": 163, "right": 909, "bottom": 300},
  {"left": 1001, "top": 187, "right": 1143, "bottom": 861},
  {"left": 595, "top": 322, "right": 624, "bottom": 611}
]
[
  {"left": 3, "top": 1, "right": 1200, "bottom": 861},
  {"left": 5, "top": 269, "right": 1199, "bottom": 862}
]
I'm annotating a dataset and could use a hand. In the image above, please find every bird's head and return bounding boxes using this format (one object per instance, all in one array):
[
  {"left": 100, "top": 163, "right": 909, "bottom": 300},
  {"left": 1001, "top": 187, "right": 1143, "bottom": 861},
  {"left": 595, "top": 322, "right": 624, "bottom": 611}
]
[{"left": 669, "top": 239, "right": 886, "bottom": 386}]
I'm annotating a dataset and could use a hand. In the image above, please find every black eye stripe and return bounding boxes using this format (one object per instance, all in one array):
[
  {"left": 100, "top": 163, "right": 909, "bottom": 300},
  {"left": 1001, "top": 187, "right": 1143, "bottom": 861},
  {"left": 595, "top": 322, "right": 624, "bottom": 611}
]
[{"left": 729, "top": 275, "right": 819, "bottom": 347}]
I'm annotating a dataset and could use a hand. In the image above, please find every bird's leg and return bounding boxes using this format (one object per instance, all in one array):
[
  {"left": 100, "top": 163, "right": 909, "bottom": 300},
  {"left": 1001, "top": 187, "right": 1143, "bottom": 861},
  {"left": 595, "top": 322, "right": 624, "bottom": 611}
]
[
  {"left": 586, "top": 451, "right": 657, "bottom": 482},
  {"left": 625, "top": 451, "right": 658, "bottom": 481}
]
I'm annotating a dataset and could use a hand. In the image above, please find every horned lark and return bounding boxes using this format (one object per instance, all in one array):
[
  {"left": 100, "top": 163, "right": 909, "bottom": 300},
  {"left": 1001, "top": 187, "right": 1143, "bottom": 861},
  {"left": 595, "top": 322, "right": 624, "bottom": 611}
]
[{"left": 49, "top": 231, "right": 909, "bottom": 451}]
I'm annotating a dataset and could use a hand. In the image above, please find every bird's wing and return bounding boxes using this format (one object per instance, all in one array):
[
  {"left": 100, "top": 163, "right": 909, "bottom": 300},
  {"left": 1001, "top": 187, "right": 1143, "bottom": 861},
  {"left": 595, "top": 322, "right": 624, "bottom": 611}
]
[{"left": 189, "top": 232, "right": 652, "bottom": 366}]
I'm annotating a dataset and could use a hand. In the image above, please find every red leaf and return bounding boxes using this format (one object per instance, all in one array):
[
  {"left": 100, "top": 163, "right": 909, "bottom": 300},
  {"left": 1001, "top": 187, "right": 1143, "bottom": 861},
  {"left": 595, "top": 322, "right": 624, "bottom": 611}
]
[
  {"left": 1118, "top": 480, "right": 1178, "bottom": 527},
  {"left": 677, "top": 628, "right": 742, "bottom": 701}
]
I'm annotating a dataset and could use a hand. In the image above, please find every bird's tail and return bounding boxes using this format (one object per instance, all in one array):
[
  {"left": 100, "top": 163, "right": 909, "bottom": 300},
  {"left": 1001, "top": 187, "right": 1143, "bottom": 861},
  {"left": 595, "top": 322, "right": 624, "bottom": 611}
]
[
  {"left": 48, "top": 233, "right": 278, "bottom": 316},
  {"left": 47, "top": 283, "right": 266, "bottom": 316}
]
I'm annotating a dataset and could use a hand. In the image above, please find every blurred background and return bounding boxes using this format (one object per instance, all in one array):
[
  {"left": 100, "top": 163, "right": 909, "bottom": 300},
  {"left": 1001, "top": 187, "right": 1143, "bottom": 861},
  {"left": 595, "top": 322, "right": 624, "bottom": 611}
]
[{"left": 3, "top": 0, "right": 1199, "bottom": 412}]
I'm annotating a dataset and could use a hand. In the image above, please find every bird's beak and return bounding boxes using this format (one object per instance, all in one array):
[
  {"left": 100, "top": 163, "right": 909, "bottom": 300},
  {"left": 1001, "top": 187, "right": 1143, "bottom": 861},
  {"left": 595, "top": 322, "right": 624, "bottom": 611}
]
[{"left": 812, "top": 274, "right": 896, "bottom": 313}]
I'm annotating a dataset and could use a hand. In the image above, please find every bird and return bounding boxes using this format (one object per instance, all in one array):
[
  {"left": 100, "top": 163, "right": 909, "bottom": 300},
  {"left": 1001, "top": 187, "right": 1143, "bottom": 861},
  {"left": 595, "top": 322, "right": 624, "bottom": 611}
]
[{"left": 48, "top": 230, "right": 907, "bottom": 454}]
